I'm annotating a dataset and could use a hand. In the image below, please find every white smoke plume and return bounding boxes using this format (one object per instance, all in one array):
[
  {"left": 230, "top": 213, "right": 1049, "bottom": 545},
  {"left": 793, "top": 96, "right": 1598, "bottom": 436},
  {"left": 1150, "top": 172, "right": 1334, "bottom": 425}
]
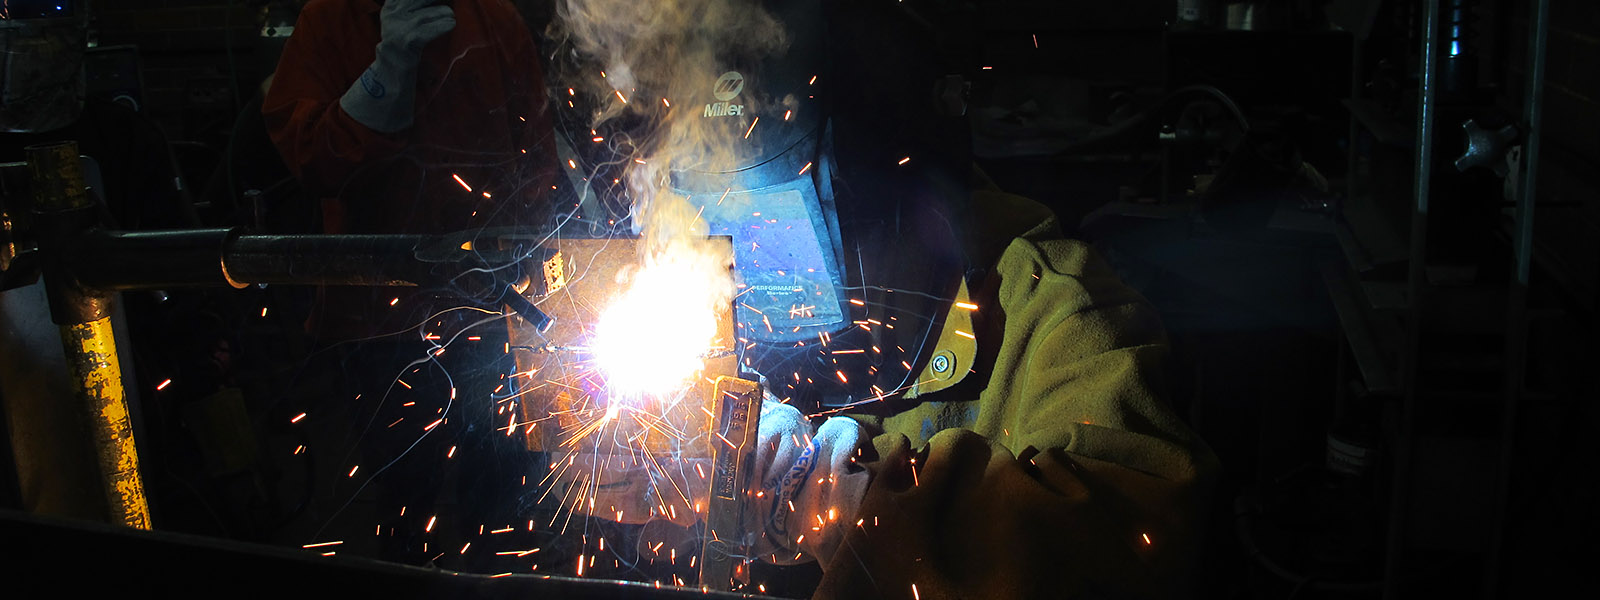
[
  {"left": 553, "top": 0, "right": 787, "bottom": 247},
  {"left": 551, "top": 0, "right": 790, "bottom": 388}
]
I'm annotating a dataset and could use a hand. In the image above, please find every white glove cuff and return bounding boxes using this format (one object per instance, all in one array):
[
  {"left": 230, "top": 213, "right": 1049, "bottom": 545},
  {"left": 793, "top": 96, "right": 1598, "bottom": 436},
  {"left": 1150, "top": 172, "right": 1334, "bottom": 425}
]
[{"left": 338, "top": 49, "right": 422, "bottom": 134}]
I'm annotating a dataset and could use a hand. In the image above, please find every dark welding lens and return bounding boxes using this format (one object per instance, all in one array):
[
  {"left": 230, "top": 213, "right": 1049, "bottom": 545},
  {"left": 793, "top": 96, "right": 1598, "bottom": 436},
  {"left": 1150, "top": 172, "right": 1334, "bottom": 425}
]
[{"left": 0, "top": 0, "right": 75, "bottom": 19}]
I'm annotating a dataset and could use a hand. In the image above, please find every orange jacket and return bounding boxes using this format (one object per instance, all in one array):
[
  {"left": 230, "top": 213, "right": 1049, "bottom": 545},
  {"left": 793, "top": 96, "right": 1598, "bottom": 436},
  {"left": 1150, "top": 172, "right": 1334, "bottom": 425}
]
[
  {"left": 264, "top": 0, "right": 558, "bottom": 236},
  {"left": 263, "top": 0, "right": 559, "bottom": 339}
]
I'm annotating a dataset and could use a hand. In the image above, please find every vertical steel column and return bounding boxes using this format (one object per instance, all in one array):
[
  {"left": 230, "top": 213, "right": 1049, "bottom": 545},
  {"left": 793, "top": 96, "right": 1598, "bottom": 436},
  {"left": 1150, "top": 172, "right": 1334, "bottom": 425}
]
[
  {"left": 1385, "top": 1, "right": 1441, "bottom": 597},
  {"left": 1487, "top": 0, "right": 1549, "bottom": 595},
  {"left": 25, "top": 142, "right": 152, "bottom": 530}
]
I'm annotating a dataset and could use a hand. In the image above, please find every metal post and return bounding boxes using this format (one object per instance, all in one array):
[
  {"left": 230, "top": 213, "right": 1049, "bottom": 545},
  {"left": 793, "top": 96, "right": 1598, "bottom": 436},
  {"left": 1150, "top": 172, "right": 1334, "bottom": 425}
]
[
  {"left": 1487, "top": 0, "right": 1549, "bottom": 595},
  {"left": 1384, "top": 1, "right": 1441, "bottom": 597},
  {"left": 25, "top": 142, "right": 151, "bottom": 530}
]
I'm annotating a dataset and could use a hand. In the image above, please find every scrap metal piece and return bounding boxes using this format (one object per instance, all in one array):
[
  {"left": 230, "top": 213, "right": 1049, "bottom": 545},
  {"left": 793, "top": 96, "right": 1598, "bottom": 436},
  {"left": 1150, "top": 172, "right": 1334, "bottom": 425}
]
[{"left": 699, "top": 375, "right": 762, "bottom": 592}]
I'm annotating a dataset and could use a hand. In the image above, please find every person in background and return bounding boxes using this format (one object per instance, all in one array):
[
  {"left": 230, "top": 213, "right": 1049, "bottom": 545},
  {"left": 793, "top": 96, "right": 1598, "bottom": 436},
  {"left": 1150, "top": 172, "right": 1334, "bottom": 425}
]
[
  {"left": 264, "top": 0, "right": 559, "bottom": 339},
  {"left": 261, "top": 0, "right": 558, "bottom": 564}
]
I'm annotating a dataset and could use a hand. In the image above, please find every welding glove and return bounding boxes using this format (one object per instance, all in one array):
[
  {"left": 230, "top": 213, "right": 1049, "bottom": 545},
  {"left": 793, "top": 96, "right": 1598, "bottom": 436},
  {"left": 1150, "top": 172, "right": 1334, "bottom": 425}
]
[
  {"left": 339, "top": 0, "right": 456, "bottom": 133},
  {"left": 555, "top": 394, "right": 869, "bottom": 567},
  {"left": 745, "top": 400, "right": 871, "bottom": 566}
]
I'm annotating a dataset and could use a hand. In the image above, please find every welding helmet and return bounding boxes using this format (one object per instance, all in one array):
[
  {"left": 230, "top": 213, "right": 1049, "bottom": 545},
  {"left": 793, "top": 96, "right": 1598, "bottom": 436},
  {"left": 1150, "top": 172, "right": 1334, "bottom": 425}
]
[
  {"left": 552, "top": 0, "right": 972, "bottom": 412},
  {"left": 0, "top": 0, "right": 90, "bottom": 133}
]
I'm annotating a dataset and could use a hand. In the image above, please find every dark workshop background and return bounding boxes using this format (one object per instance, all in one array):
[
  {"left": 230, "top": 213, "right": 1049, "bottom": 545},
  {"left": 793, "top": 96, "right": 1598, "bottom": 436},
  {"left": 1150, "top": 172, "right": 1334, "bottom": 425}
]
[{"left": 2, "top": 0, "right": 1597, "bottom": 598}]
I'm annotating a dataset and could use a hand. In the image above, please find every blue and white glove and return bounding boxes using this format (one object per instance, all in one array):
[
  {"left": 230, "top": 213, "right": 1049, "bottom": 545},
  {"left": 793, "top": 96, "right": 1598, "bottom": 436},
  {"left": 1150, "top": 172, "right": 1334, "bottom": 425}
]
[
  {"left": 550, "top": 390, "right": 870, "bottom": 567},
  {"left": 746, "top": 400, "right": 870, "bottom": 565},
  {"left": 339, "top": 0, "right": 456, "bottom": 133}
]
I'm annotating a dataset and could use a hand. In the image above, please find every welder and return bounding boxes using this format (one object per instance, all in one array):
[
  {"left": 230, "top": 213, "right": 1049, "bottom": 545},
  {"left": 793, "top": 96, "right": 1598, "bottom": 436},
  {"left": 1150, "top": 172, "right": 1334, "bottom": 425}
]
[{"left": 552, "top": 1, "right": 1219, "bottom": 598}]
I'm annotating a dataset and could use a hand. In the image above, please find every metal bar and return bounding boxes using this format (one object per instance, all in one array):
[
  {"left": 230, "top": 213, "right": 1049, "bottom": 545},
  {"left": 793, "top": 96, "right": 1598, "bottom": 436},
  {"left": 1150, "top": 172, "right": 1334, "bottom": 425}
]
[
  {"left": 222, "top": 234, "right": 435, "bottom": 287},
  {"left": 698, "top": 376, "right": 761, "bottom": 592},
  {"left": 1384, "top": 1, "right": 1441, "bottom": 597},
  {"left": 1487, "top": 0, "right": 1549, "bottom": 595},
  {"left": 74, "top": 229, "right": 239, "bottom": 290},
  {"left": 25, "top": 141, "right": 151, "bottom": 530},
  {"left": 70, "top": 230, "right": 555, "bottom": 330},
  {"left": 67, "top": 230, "right": 438, "bottom": 290}
]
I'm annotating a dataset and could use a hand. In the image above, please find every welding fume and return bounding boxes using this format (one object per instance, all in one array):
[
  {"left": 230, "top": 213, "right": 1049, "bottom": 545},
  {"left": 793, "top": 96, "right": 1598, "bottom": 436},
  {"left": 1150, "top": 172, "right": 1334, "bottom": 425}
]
[{"left": 0, "top": 0, "right": 1216, "bottom": 597}]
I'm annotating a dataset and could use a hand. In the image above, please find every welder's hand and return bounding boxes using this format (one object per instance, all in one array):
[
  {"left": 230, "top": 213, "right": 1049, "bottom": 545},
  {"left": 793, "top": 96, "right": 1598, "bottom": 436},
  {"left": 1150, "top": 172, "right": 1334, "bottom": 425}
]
[
  {"left": 339, "top": 0, "right": 455, "bottom": 132},
  {"left": 745, "top": 399, "right": 871, "bottom": 565},
  {"left": 548, "top": 387, "right": 870, "bottom": 564}
]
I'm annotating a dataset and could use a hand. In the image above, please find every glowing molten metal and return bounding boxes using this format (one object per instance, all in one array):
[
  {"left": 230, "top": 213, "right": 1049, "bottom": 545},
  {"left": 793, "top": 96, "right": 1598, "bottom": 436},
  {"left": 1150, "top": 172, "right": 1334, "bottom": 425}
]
[{"left": 592, "top": 254, "right": 726, "bottom": 397}]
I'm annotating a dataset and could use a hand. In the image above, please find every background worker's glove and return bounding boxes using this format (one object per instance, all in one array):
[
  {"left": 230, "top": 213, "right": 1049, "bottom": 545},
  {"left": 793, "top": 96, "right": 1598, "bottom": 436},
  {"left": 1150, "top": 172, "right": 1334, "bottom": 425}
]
[
  {"left": 745, "top": 400, "right": 870, "bottom": 565},
  {"left": 339, "top": 0, "right": 456, "bottom": 133}
]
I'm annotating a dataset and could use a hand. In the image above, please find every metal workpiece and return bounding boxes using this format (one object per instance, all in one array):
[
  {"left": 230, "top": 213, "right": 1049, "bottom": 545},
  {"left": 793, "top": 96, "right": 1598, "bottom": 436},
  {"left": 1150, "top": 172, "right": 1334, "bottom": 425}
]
[
  {"left": 70, "top": 228, "right": 239, "bottom": 290},
  {"left": 512, "top": 236, "right": 736, "bottom": 455},
  {"left": 54, "top": 228, "right": 558, "bottom": 328},
  {"left": 59, "top": 317, "right": 150, "bottom": 530},
  {"left": 699, "top": 376, "right": 763, "bottom": 592},
  {"left": 221, "top": 233, "right": 436, "bottom": 288},
  {"left": 71, "top": 231, "right": 462, "bottom": 290},
  {"left": 63, "top": 228, "right": 552, "bottom": 289}
]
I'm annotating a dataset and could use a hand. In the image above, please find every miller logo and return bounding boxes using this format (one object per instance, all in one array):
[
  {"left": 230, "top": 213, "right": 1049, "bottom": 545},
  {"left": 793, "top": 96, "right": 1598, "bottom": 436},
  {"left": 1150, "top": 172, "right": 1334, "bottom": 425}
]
[{"left": 704, "top": 71, "right": 746, "bottom": 118}]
